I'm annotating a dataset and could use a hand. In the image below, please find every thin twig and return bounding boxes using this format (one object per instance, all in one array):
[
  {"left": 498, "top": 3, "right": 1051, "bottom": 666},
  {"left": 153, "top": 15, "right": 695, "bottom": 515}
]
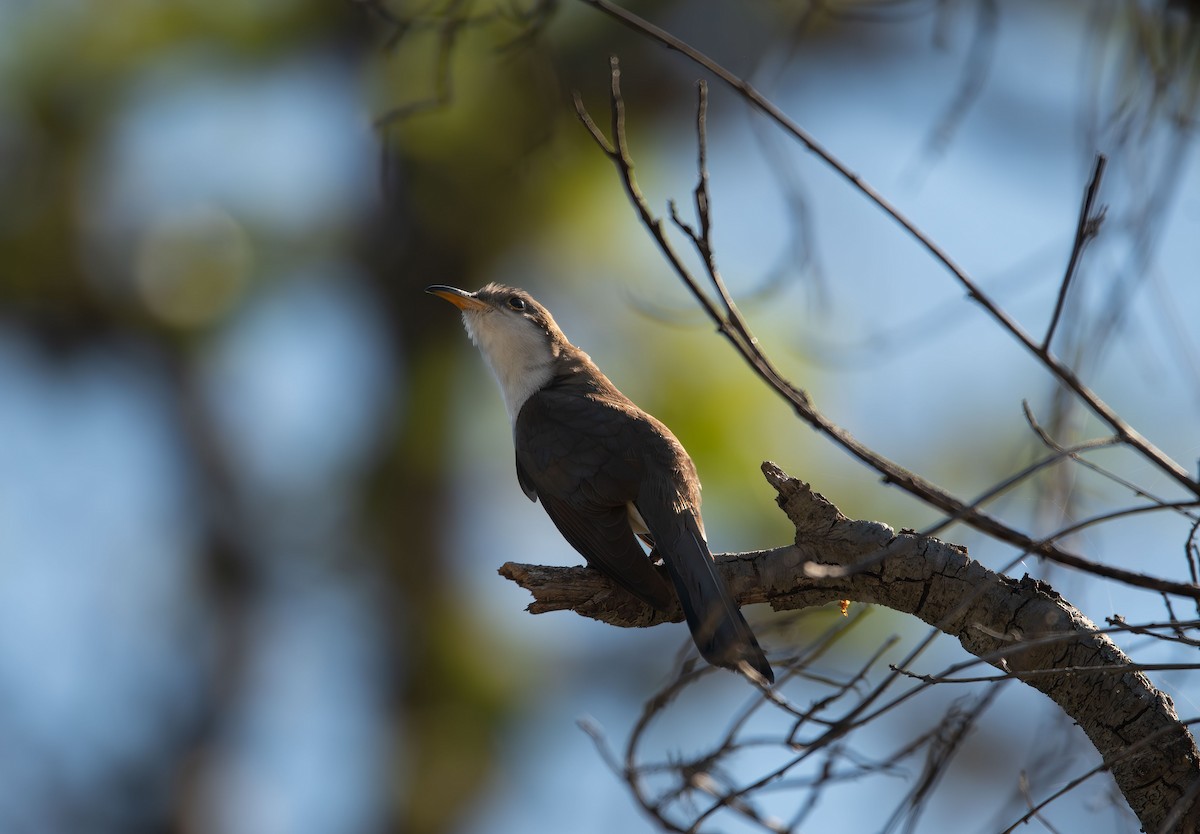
[
  {"left": 1037, "top": 500, "right": 1200, "bottom": 547},
  {"left": 574, "top": 0, "right": 1198, "bottom": 496},
  {"left": 572, "top": 57, "right": 1200, "bottom": 600},
  {"left": 998, "top": 717, "right": 1200, "bottom": 834},
  {"left": 1043, "top": 154, "right": 1108, "bottom": 351},
  {"left": 920, "top": 431, "right": 1122, "bottom": 539}
]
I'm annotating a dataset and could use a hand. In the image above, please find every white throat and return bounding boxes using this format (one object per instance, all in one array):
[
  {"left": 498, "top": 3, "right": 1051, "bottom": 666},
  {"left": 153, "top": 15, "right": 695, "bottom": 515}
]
[{"left": 462, "top": 309, "right": 555, "bottom": 421}]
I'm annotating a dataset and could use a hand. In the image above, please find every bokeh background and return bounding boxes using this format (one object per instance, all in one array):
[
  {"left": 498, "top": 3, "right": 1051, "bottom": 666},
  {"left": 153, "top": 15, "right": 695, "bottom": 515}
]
[{"left": 2, "top": 1, "right": 1198, "bottom": 832}]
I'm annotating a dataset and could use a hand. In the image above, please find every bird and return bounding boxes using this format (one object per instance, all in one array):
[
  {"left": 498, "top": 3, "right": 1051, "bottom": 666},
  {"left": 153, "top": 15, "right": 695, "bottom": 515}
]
[{"left": 427, "top": 282, "right": 773, "bottom": 684}]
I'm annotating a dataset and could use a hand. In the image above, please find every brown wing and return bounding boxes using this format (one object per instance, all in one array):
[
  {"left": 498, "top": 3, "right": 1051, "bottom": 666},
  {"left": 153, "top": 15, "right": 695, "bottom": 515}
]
[
  {"left": 514, "top": 386, "right": 675, "bottom": 612},
  {"left": 516, "top": 378, "right": 773, "bottom": 683}
]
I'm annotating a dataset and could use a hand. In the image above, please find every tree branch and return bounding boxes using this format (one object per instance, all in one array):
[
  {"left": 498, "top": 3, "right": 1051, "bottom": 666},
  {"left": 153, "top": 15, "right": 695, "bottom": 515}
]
[
  {"left": 573, "top": 59, "right": 1200, "bottom": 600},
  {"left": 1042, "top": 154, "right": 1108, "bottom": 351},
  {"left": 575, "top": 0, "right": 1198, "bottom": 496},
  {"left": 501, "top": 462, "right": 1200, "bottom": 834}
]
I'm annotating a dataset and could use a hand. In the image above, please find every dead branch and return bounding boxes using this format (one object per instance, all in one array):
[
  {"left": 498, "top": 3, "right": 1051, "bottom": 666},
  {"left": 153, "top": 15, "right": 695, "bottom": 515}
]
[
  {"left": 574, "top": 1, "right": 1198, "bottom": 496},
  {"left": 573, "top": 56, "right": 1200, "bottom": 600},
  {"left": 501, "top": 462, "right": 1200, "bottom": 834}
]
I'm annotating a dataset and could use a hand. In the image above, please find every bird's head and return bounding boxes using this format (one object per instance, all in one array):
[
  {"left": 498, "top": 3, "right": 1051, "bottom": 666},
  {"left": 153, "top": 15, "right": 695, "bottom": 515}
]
[{"left": 426, "top": 283, "right": 566, "bottom": 419}]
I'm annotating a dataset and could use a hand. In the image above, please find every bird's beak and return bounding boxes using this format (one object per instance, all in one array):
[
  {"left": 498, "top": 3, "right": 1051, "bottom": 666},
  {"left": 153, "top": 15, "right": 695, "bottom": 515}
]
[{"left": 425, "top": 285, "right": 489, "bottom": 311}]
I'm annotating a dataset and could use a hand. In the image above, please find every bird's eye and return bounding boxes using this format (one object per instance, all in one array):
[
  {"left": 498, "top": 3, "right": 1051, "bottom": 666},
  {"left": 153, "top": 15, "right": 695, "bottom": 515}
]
[{"left": 507, "top": 296, "right": 527, "bottom": 311}]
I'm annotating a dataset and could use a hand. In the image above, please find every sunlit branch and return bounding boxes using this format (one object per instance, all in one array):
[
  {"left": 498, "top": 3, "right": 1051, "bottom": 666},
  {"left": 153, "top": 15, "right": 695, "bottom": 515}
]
[{"left": 504, "top": 463, "right": 1200, "bottom": 832}]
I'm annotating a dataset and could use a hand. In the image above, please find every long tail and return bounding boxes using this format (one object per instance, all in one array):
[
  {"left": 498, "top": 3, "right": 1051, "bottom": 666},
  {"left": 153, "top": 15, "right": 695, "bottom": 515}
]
[{"left": 640, "top": 502, "right": 774, "bottom": 684}]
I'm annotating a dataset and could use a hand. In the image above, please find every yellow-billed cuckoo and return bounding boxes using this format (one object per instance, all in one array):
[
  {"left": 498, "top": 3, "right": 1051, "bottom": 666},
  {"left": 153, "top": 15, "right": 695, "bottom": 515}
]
[{"left": 427, "top": 283, "right": 773, "bottom": 684}]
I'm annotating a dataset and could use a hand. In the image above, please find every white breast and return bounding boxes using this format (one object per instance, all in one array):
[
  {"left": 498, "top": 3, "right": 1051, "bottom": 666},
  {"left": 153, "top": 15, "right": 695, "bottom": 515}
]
[{"left": 463, "top": 309, "right": 555, "bottom": 421}]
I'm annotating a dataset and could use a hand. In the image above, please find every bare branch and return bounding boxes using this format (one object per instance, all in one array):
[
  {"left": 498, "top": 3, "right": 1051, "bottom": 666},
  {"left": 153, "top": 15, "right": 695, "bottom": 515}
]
[
  {"left": 572, "top": 58, "right": 1200, "bottom": 598},
  {"left": 574, "top": 0, "right": 1198, "bottom": 495},
  {"left": 501, "top": 463, "right": 1200, "bottom": 832},
  {"left": 1043, "top": 154, "right": 1108, "bottom": 351}
]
